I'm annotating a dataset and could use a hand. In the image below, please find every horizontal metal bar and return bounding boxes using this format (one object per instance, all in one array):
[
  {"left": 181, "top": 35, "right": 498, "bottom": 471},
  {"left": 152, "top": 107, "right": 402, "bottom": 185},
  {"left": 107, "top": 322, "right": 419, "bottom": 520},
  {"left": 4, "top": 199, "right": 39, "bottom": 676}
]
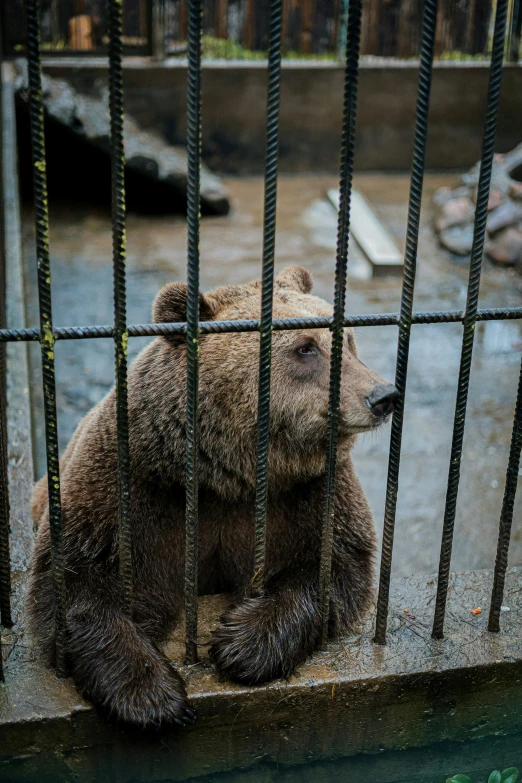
[{"left": 1, "top": 307, "right": 522, "bottom": 343}]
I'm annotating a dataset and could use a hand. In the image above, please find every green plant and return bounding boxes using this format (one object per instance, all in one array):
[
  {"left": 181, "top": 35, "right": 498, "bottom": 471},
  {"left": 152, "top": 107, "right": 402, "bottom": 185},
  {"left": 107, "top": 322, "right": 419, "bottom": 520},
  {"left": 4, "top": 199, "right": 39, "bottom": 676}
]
[{"left": 447, "top": 768, "right": 519, "bottom": 783}]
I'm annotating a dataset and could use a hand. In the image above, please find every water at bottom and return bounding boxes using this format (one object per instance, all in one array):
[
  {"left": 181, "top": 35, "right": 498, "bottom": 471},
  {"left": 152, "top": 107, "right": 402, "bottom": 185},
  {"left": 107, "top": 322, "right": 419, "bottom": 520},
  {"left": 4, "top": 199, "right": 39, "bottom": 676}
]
[{"left": 170, "top": 732, "right": 522, "bottom": 783}]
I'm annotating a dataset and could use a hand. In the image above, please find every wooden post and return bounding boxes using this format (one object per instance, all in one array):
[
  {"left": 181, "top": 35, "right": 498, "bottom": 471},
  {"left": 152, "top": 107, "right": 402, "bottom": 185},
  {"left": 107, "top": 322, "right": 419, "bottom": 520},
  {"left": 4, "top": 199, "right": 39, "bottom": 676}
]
[
  {"left": 180, "top": 0, "right": 189, "bottom": 41},
  {"left": 244, "top": 0, "right": 254, "bottom": 49},
  {"left": 216, "top": 0, "right": 228, "bottom": 38},
  {"left": 152, "top": 0, "right": 166, "bottom": 59},
  {"left": 337, "top": 0, "right": 349, "bottom": 58},
  {"left": 139, "top": 0, "right": 148, "bottom": 38},
  {"left": 282, "top": 0, "right": 290, "bottom": 51},
  {"left": 68, "top": 15, "right": 93, "bottom": 50},
  {"left": 366, "top": 0, "right": 380, "bottom": 53},
  {"left": 397, "top": 0, "right": 422, "bottom": 57},
  {"left": 509, "top": 0, "right": 522, "bottom": 61},
  {"left": 300, "top": 0, "right": 314, "bottom": 53}
]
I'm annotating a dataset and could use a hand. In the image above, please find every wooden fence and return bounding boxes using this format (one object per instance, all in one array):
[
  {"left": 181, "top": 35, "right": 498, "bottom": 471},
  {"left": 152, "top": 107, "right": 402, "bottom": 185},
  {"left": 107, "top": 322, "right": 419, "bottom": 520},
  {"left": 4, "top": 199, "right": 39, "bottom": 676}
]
[
  {"left": 163, "top": 0, "right": 494, "bottom": 57},
  {"left": 2, "top": 0, "right": 520, "bottom": 59}
]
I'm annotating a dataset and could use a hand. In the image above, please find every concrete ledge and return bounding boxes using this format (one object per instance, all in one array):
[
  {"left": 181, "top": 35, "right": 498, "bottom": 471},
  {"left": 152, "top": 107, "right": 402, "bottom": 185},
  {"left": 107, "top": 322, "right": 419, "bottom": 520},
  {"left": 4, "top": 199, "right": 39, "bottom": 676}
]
[
  {"left": 38, "top": 60, "right": 522, "bottom": 173},
  {"left": 2, "top": 570, "right": 522, "bottom": 781}
]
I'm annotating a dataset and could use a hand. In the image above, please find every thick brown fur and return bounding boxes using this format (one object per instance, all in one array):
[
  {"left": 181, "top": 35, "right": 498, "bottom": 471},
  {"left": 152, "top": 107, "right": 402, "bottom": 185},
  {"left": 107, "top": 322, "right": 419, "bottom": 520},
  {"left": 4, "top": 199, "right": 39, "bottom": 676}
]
[{"left": 28, "top": 266, "right": 395, "bottom": 728}]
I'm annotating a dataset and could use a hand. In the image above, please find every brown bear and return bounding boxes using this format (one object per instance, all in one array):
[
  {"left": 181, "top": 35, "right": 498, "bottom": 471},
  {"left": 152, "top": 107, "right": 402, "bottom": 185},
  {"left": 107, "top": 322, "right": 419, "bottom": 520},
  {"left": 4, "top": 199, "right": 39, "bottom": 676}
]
[{"left": 28, "top": 265, "right": 397, "bottom": 728}]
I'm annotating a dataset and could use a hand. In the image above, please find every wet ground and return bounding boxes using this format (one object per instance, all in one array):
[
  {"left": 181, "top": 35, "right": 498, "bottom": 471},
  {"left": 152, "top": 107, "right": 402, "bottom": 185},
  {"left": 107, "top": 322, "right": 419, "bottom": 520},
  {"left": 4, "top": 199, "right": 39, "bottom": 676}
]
[{"left": 21, "top": 173, "right": 522, "bottom": 579}]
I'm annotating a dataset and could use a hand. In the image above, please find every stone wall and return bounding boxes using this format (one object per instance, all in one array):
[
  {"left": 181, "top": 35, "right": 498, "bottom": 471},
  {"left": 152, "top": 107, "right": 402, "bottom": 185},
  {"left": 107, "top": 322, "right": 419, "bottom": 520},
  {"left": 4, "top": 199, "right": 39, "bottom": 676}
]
[{"left": 40, "top": 59, "right": 522, "bottom": 174}]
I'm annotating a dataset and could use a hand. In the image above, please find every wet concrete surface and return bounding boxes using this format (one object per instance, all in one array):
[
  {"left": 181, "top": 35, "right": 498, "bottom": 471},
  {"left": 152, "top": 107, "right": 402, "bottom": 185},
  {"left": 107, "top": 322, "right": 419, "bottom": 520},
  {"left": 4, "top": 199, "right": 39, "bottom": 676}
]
[
  {"left": 21, "top": 173, "right": 522, "bottom": 580},
  {"left": 3, "top": 565, "right": 522, "bottom": 781}
]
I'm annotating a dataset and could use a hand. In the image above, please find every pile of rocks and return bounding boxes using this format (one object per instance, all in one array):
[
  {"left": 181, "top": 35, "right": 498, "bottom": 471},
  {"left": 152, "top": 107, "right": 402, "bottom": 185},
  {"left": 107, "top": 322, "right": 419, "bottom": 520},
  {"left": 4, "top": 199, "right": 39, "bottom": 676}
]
[{"left": 433, "top": 143, "right": 522, "bottom": 268}]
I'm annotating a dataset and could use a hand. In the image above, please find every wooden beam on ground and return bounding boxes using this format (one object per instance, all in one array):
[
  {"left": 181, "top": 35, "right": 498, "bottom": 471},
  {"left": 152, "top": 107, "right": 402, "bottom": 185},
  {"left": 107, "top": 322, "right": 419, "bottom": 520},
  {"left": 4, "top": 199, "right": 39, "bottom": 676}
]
[{"left": 327, "top": 189, "right": 403, "bottom": 276}]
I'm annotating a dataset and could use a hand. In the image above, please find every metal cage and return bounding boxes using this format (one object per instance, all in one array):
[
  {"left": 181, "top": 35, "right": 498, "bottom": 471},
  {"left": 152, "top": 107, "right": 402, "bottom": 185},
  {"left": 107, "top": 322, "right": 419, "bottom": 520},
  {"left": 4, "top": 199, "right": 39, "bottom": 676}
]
[{"left": 0, "top": 0, "right": 520, "bottom": 682}]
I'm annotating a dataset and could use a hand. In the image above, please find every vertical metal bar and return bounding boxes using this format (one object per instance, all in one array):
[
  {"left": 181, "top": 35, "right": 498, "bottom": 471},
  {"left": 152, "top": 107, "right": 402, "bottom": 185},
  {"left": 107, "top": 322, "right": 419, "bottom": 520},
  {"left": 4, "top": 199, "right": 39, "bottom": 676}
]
[
  {"left": 252, "top": 0, "right": 282, "bottom": 587},
  {"left": 0, "top": 57, "right": 9, "bottom": 683},
  {"left": 184, "top": 0, "right": 202, "bottom": 665},
  {"left": 488, "top": 358, "right": 522, "bottom": 632},
  {"left": 0, "top": 273, "right": 11, "bottom": 632},
  {"left": 318, "top": 0, "right": 362, "bottom": 649},
  {"left": 373, "top": 0, "right": 438, "bottom": 646},
  {"left": 26, "top": 0, "right": 67, "bottom": 676},
  {"left": 0, "top": 57, "right": 13, "bottom": 635},
  {"left": 432, "top": 0, "right": 508, "bottom": 640},
  {"left": 108, "top": 0, "right": 132, "bottom": 615}
]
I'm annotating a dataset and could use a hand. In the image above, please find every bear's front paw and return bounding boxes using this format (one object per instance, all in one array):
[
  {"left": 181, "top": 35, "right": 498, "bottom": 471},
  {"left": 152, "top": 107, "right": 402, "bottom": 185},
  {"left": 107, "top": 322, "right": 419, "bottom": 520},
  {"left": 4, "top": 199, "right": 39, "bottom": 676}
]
[
  {"left": 210, "top": 592, "right": 319, "bottom": 685},
  {"left": 96, "top": 662, "right": 196, "bottom": 729}
]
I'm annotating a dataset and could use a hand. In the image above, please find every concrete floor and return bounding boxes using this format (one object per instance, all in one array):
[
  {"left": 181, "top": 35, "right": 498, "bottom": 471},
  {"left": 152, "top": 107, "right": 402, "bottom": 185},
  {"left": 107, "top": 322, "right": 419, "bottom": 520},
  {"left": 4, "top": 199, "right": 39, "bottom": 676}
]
[{"left": 21, "top": 173, "right": 522, "bottom": 579}]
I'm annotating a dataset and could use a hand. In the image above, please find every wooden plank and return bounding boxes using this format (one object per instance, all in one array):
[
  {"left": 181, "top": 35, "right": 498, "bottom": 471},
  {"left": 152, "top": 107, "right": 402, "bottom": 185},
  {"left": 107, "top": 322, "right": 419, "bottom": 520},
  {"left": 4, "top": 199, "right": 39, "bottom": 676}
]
[{"left": 327, "top": 189, "right": 403, "bottom": 273}]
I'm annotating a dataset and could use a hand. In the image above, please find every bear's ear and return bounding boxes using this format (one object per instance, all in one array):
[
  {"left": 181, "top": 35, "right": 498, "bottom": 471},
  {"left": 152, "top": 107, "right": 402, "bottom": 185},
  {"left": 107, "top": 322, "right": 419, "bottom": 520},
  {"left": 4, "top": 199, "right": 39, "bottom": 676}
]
[
  {"left": 276, "top": 265, "right": 313, "bottom": 294},
  {"left": 152, "top": 283, "right": 215, "bottom": 328}
]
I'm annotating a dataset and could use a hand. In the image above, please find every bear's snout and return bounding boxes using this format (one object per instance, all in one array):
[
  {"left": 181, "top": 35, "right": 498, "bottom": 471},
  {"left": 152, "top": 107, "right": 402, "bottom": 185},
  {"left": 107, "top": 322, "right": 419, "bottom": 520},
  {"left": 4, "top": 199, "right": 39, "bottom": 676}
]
[{"left": 365, "top": 383, "right": 399, "bottom": 418}]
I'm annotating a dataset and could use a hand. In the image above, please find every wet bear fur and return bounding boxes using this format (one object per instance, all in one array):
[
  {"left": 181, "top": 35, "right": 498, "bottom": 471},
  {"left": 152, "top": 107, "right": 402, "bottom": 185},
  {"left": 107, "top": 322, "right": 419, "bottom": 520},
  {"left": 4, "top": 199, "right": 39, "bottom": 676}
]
[{"left": 28, "top": 266, "right": 392, "bottom": 728}]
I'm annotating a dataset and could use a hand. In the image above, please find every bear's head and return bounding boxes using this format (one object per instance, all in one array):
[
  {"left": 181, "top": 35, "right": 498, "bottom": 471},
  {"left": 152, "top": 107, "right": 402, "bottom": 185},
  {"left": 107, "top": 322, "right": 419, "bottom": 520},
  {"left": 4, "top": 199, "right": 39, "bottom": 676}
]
[{"left": 150, "top": 266, "right": 397, "bottom": 498}]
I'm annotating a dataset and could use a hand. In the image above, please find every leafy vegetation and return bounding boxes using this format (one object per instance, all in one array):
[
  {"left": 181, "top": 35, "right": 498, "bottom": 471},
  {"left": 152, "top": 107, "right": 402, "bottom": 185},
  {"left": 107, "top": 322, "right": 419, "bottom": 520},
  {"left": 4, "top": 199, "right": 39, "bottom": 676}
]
[
  {"left": 447, "top": 768, "right": 519, "bottom": 783},
  {"left": 201, "top": 35, "right": 337, "bottom": 61}
]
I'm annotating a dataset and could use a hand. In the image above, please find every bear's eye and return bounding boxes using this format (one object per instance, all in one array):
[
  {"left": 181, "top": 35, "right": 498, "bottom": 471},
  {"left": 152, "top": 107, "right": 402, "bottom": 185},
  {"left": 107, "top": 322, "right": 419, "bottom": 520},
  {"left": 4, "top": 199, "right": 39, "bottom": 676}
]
[{"left": 295, "top": 342, "right": 318, "bottom": 357}]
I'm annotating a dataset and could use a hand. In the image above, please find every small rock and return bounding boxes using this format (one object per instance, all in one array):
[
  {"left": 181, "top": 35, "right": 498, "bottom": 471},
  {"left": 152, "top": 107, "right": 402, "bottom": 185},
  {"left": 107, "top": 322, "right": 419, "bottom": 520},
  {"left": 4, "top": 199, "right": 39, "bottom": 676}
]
[
  {"left": 461, "top": 168, "right": 481, "bottom": 188},
  {"left": 509, "top": 181, "right": 522, "bottom": 200},
  {"left": 439, "top": 224, "right": 474, "bottom": 255},
  {"left": 434, "top": 196, "right": 474, "bottom": 233},
  {"left": 433, "top": 185, "right": 470, "bottom": 207},
  {"left": 487, "top": 200, "right": 522, "bottom": 235},
  {"left": 487, "top": 189, "right": 504, "bottom": 211},
  {"left": 486, "top": 227, "right": 522, "bottom": 266}
]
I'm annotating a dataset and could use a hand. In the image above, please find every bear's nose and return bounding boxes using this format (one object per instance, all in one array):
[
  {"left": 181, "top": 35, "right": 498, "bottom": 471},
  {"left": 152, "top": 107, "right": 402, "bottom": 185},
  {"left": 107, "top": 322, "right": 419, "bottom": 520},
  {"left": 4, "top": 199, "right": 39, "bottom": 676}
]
[{"left": 366, "top": 384, "right": 399, "bottom": 418}]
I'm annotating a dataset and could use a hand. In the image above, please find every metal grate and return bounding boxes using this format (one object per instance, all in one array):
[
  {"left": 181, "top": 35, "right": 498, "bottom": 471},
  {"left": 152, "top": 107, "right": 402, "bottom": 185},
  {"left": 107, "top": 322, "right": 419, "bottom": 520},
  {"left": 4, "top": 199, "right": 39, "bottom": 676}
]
[{"left": 0, "top": 0, "right": 520, "bottom": 679}]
